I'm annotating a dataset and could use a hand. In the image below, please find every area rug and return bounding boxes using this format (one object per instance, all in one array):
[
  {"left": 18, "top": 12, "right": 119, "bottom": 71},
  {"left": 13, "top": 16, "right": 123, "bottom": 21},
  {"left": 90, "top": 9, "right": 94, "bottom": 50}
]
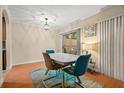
[{"left": 30, "top": 68, "right": 102, "bottom": 88}]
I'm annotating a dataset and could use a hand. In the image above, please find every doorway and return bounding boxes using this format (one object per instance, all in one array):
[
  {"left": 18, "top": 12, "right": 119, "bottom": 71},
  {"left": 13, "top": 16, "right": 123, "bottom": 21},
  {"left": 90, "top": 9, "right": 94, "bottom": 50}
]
[{"left": 2, "top": 16, "right": 7, "bottom": 70}]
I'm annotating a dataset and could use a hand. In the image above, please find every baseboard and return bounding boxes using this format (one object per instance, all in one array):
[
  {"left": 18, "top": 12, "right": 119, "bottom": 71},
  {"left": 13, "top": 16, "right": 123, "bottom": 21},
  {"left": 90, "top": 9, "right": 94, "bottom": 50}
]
[
  {"left": 0, "top": 70, "right": 3, "bottom": 87},
  {"left": 0, "top": 77, "right": 3, "bottom": 87},
  {"left": 12, "top": 59, "right": 44, "bottom": 66}
]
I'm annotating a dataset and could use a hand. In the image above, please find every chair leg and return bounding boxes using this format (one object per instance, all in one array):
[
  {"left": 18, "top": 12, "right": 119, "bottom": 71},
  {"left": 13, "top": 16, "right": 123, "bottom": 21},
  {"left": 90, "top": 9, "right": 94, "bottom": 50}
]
[
  {"left": 62, "top": 70, "right": 65, "bottom": 88},
  {"left": 43, "top": 69, "right": 62, "bottom": 88},
  {"left": 41, "top": 80, "right": 48, "bottom": 88},
  {"left": 74, "top": 76, "right": 84, "bottom": 88},
  {"left": 75, "top": 82, "right": 84, "bottom": 88},
  {"left": 50, "top": 82, "right": 62, "bottom": 88},
  {"left": 77, "top": 76, "right": 82, "bottom": 83},
  {"left": 43, "top": 76, "right": 56, "bottom": 81},
  {"left": 45, "top": 69, "right": 49, "bottom": 75}
]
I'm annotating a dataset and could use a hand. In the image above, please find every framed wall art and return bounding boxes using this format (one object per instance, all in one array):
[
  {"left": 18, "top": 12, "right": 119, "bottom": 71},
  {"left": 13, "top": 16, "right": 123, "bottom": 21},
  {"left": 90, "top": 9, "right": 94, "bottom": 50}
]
[{"left": 83, "top": 24, "right": 97, "bottom": 37}]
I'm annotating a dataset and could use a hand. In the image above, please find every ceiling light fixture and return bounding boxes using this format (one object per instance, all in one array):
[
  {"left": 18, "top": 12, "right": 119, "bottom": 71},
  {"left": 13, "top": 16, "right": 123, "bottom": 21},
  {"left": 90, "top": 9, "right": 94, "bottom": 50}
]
[
  {"left": 44, "top": 18, "right": 49, "bottom": 31},
  {"left": 38, "top": 12, "right": 57, "bottom": 31}
]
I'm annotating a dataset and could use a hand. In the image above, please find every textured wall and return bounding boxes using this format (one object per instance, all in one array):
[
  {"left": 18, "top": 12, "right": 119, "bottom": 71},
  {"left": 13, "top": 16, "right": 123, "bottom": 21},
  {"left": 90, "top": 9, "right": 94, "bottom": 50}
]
[{"left": 11, "top": 22, "right": 59, "bottom": 65}]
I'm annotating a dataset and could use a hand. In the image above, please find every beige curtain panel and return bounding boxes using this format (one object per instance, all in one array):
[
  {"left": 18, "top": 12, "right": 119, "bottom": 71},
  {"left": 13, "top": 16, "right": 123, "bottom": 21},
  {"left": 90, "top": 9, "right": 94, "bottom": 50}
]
[{"left": 98, "top": 15, "right": 124, "bottom": 81}]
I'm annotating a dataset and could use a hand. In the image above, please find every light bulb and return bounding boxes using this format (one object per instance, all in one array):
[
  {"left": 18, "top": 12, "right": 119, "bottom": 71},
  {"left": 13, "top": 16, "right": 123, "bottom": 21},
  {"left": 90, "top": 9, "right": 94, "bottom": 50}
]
[{"left": 44, "top": 24, "right": 49, "bottom": 30}]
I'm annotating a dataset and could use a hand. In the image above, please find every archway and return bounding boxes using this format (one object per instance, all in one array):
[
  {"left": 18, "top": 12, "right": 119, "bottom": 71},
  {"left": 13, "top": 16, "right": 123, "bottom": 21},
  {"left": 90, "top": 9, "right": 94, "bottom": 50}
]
[{"left": 2, "top": 10, "right": 9, "bottom": 70}]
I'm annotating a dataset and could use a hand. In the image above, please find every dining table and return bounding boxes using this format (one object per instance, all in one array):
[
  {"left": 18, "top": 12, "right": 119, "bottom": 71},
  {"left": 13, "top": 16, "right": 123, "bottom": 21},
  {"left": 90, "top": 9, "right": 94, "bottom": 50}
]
[{"left": 49, "top": 53, "right": 79, "bottom": 88}]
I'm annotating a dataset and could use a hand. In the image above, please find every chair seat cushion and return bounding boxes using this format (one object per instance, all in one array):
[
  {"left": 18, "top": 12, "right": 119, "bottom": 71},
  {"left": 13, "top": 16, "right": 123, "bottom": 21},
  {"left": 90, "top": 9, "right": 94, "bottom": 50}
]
[{"left": 63, "top": 66, "right": 75, "bottom": 75}]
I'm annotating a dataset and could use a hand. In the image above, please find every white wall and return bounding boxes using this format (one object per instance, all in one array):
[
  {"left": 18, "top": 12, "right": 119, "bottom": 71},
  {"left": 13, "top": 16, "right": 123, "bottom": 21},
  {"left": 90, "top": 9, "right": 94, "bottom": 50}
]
[{"left": 11, "top": 22, "right": 59, "bottom": 65}]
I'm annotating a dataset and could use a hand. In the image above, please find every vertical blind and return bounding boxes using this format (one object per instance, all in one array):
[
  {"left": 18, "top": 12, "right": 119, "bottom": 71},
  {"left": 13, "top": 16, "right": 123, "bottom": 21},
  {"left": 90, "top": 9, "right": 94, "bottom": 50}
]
[{"left": 98, "top": 15, "right": 124, "bottom": 81}]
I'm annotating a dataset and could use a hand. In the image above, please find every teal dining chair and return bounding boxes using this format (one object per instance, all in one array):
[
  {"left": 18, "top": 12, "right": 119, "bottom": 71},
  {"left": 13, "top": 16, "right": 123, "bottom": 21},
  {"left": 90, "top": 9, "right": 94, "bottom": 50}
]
[
  {"left": 63, "top": 54, "right": 91, "bottom": 88},
  {"left": 46, "top": 50, "right": 55, "bottom": 54}
]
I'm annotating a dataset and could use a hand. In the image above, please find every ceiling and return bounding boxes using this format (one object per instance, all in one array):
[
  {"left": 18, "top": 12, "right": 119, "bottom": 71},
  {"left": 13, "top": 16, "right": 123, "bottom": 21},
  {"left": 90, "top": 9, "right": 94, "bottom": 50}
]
[{"left": 8, "top": 5, "right": 106, "bottom": 29}]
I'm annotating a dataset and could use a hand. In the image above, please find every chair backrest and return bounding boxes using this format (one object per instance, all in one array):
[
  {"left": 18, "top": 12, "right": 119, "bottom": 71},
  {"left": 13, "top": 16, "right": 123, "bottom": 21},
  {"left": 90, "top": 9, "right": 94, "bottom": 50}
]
[
  {"left": 42, "top": 52, "right": 53, "bottom": 70},
  {"left": 46, "top": 50, "right": 55, "bottom": 54},
  {"left": 74, "top": 54, "right": 91, "bottom": 76}
]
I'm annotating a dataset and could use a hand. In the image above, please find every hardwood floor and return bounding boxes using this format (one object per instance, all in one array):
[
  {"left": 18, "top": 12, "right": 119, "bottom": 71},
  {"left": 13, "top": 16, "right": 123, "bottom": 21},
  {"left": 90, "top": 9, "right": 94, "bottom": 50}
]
[{"left": 1, "top": 62, "right": 124, "bottom": 88}]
